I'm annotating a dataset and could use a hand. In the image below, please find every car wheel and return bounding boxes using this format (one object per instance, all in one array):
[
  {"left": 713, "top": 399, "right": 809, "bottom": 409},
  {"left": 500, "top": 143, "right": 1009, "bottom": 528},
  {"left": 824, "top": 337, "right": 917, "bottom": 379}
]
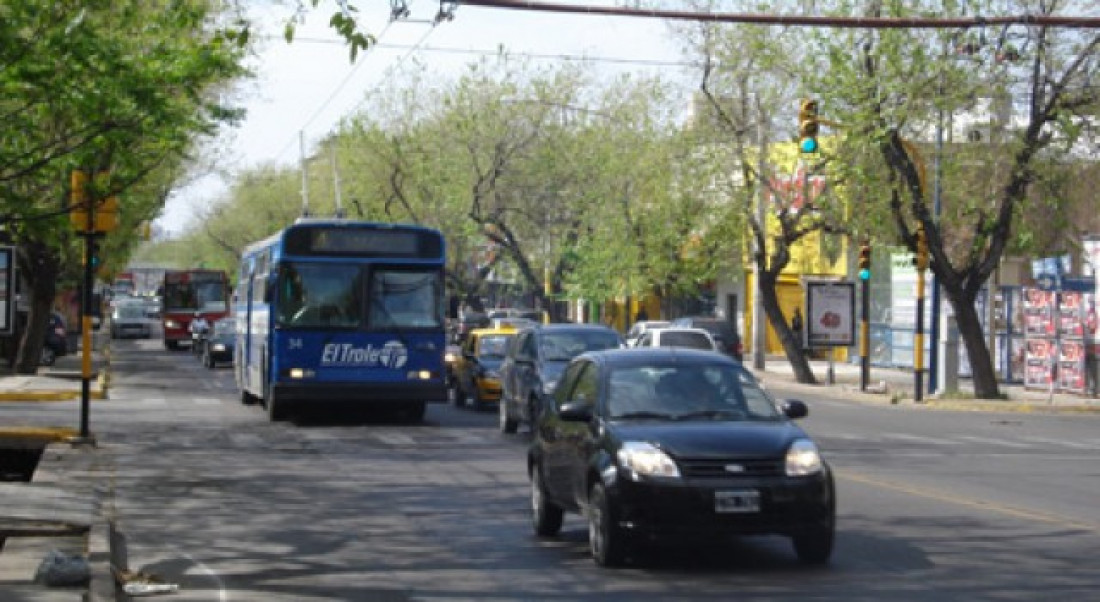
[
  {"left": 499, "top": 399, "right": 518, "bottom": 434},
  {"left": 531, "top": 465, "right": 563, "bottom": 537},
  {"left": 39, "top": 346, "right": 56, "bottom": 366},
  {"left": 792, "top": 521, "right": 835, "bottom": 565},
  {"left": 589, "top": 483, "right": 627, "bottom": 567}
]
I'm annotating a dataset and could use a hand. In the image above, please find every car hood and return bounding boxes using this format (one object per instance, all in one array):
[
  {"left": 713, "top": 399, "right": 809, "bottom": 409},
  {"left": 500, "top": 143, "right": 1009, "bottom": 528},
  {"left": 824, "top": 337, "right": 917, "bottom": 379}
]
[
  {"left": 479, "top": 357, "right": 505, "bottom": 371},
  {"left": 610, "top": 421, "right": 806, "bottom": 458}
]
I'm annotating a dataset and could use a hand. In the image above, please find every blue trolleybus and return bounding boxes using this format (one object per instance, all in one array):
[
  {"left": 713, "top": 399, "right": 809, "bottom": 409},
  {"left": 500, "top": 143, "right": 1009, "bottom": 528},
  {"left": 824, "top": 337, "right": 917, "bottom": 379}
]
[{"left": 235, "top": 219, "right": 447, "bottom": 422}]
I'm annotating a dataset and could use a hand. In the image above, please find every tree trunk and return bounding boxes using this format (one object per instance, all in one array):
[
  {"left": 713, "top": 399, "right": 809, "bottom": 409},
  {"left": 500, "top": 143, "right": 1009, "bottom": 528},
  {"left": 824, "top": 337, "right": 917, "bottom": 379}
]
[
  {"left": 14, "top": 242, "right": 61, "bottom": 374},
  {"left": 760, "top": 271, "right": 816, "bottom": 384},
  {"left": 945, "top": 289, "right": 1001, "bottom": 398}
]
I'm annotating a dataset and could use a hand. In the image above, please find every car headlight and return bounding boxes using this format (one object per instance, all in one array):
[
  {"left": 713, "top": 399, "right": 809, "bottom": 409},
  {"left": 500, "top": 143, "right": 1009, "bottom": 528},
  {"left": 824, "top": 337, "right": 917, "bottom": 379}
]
[
  {"left": 785, "top": 439, "right": 823, "bottom": 476},
  {"left": 212, "top": 343, "right": 226, "bottom": 352},
  {"left": 165, "top": 320, "right": 181, "bottom": 329},
  {"left": 444, "top": 352, "right": 457, "bottom": 363},
  {"left": 617, "top": 442, "right": 680, "bottom": 480}
]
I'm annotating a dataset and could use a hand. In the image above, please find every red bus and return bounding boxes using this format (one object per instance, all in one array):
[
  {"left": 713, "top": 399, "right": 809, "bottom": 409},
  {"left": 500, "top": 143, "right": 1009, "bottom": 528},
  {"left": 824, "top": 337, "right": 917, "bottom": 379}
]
[{"left": 161, "top": 269, "right": 230, "bottom": 350}]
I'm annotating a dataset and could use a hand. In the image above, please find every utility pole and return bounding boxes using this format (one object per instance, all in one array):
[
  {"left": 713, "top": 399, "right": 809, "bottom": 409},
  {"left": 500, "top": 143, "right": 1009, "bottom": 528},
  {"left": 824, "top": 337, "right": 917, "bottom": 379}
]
[{"left": 914, "top": 223, "right": 929, "bottom": 401}]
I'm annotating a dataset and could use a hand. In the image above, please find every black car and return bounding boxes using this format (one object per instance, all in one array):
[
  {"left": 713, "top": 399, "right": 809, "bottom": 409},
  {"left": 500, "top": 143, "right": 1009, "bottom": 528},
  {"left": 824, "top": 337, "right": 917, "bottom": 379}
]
[
  {"left": 671, "top": 316, "right": 743, "bottom": 361},
  {"left": 498, "top": 323, "right": 624, "bottom": 434},
  {"left": 199, "top": 318, "right": 236, "bottom": 369},
  {"left": 41, "top": 312, "right": 69, "bottom": 366},
  {"left": 527, "top": 348, "right": 835, "bottom": 567}
]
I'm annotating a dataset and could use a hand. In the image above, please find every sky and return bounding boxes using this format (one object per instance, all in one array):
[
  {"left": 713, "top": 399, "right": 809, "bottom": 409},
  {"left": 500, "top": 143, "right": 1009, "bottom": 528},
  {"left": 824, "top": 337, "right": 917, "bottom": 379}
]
[{"left": 157, "top": 0, "right": 698, "bottom": 235}]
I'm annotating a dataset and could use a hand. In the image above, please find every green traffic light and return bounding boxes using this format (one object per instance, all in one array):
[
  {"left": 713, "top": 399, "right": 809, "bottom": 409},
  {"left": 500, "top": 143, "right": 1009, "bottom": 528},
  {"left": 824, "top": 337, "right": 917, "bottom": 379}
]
[
  {"left": 858, "top": 268, "right": 870, "bottom": 281},
  {"left": 800, "top": 137, "right": 819, "bottom": 153}
]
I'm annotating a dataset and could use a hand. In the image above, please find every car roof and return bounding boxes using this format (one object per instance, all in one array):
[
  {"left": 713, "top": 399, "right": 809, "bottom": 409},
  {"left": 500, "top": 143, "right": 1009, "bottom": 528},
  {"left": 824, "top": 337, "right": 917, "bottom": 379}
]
[
  {"left": 525, "top": 323, "right": 620, "bottom": 334},
  {"left": 468, "top": 327, "right": 518, "bottom": 337},
  {"left": 583, "top": 347, "right": 739, "bottom": 366}
]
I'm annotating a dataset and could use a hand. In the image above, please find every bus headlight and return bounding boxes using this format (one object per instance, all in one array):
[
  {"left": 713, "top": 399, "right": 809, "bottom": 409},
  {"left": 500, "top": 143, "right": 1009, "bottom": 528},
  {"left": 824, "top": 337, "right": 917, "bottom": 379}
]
[
  {"left": 288, "top": 368, "right": 315, "bottom": 379},
  {"left": 407, "top": 370, "right": 433, "bottom": 380}
]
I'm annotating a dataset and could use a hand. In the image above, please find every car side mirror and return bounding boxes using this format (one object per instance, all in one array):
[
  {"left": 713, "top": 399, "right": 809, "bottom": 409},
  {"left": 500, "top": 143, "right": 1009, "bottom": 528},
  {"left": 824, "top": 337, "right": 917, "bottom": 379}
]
[
  {"left": 780, "top": 399, "right": 808, "bottom": 419},
  {"left": 559, "top": 401, "right": 594, "bottom": 422}
]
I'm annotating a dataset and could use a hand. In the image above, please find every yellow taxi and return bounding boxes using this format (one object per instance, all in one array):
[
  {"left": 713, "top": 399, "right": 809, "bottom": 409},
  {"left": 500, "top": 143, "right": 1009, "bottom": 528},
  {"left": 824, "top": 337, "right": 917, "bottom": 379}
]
[{"left": 451, "top": 326, "right": 517, "bottom": 410}]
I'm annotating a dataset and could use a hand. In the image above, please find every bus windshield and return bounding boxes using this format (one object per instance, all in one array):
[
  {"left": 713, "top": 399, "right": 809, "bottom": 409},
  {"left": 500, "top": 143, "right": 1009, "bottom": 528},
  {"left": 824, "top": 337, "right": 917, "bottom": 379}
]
[
  {"left": 164, "top": 279, "right": 228, "bottom": 312},
  {"left": 276, "top": 263, "right": 443, "bottom": 330}
]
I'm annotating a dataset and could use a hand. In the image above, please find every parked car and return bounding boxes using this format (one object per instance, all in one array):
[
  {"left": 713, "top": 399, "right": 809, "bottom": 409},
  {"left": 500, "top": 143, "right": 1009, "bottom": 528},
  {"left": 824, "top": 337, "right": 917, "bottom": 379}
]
[
  {"left": 633, "top": 326, "right": 717, "bottom": 351},
  {"left": 199, "top": 317, "right": 236, "bottom": 369},
  {"left": 451, "top": 327, "right": 518, "bottom": 410},
  {"left": 527, "top": 347, "right": 835, "bottom": 567},
  {"left": 110, "top": 302, "right": 152, "bottom": 339},
  {"left": 624, "top": 320, "right": 670, "bottom": 347},
  {"left": 671, "top": 316, "right": 743, "bottom": 361},
  {"left": 40, "top": 312, "right": 68, "bottom": 366},
  {"left": 498, "top": 323, "right": 624, "bottom": 434}
]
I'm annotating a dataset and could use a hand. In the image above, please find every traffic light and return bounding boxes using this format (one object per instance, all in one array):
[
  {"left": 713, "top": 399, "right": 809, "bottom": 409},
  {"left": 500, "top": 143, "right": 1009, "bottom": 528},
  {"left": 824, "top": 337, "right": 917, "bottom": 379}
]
[
  {"left": 87, "top": 239, "right": 102, "bottom": 270},
  {"left": 914, "top": 224, "right": 929, "bottom": 270},
  {"left": 798, "top": 99, "right": 820, "bottom": 154},
  {"left": 857, "top": 242, "right": 872, "bottom": 281}
]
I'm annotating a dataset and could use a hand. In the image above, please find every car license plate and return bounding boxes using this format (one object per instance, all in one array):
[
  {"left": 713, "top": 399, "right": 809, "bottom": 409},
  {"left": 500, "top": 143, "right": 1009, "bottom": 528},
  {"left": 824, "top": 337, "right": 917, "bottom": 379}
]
[{"left": 714, "top": 490, "right": 760, "bottom": 513}]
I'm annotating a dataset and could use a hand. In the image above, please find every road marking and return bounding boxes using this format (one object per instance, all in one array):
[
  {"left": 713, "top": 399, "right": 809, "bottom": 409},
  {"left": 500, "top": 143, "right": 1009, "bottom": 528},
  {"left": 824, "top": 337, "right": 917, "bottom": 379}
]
[
  {"left": 1019, "top": 436, "right": 1098, "bottom": 450},
  {"left": 839, "top": 470, "right": 1100, "bottom": 534},
  {"left": 882, "top": 432, "right": 960, "bottom": 446},
  {"left": 373, "top": 433, "right": 416, "bottom": 446},
  {"left": 193, "top": 397, "right": 222, "bottom": 406},
  {"left": 955, "top": 435, "right": 1033, "bottom": 448},
  {"left": 141, "top": 397, "right": 167, "bottom": 406}
]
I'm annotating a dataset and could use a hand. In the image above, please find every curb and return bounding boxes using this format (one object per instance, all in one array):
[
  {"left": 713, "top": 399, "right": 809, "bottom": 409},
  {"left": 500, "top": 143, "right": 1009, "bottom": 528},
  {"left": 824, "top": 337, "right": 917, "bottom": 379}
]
[{"left": 0, "top": 370, "right": 110, "bottom": 403}]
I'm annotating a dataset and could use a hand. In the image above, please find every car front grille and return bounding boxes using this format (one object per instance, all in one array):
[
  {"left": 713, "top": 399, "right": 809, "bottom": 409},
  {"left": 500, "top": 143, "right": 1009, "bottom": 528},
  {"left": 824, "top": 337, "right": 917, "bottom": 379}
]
[{"left": 678, "top": 457, "right": 784, "bottom": 479}]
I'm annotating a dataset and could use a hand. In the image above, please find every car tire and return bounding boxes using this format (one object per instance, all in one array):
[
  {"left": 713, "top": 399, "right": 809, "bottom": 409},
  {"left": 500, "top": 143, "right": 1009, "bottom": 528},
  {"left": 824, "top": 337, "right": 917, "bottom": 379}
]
[
  {"left": 589, "top": 483, "right": 627, "bottom": 567},
  {"left": 792, "top": 521, "right": 835, "bottom": 565},
  {"left": 531, "top": 465, "right": 563, "bottom": 537},
  {"left": 39, "top": 346, "right": 56, "bottom": 366},
  {"left": 499, "top": 399, "right": 518, "bottom": 434}
]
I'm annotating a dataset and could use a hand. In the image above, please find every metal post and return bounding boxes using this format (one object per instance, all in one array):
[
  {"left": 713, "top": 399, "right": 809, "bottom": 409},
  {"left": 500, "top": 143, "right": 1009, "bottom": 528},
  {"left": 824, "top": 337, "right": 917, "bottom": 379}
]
[
  {"left": 751, "top": 116, "right": 767, "bottom": 371},
  {"left": 915, "top": 266, "right": 926, "bottom": 402},
  {"left": 860, "top": 275, "right": 870, "bottom": 391},
  {"left": 929, "top": 104, "right": 944, "bottom": 394},
  {"left": 79, "top": 208, "right": 94, "bottom": 441}
]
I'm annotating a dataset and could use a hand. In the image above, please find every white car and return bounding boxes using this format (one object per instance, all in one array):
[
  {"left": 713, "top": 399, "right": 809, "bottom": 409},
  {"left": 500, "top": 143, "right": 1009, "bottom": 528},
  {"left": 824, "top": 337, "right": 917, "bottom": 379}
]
[
  {"left": 625, "top": 320, "right": 671, "bottom": 347},
  {"left": 633, "top": 327, "right": 718, "bottom": 352}
]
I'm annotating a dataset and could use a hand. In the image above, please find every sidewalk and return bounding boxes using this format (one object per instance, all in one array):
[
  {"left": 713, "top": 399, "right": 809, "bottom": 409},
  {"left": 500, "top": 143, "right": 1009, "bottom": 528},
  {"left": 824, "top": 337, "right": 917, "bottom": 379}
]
[
  {"left": 748, "top": 354, "right": 1100, "bottom": 413},
  {"left": 0, "top": 339, "right": 109, "bottom": 403}
]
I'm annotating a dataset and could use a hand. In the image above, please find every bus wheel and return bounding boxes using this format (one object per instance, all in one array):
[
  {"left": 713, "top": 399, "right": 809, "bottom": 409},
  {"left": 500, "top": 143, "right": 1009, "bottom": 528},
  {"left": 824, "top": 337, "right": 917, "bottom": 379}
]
[
  {"left": 266, "top": 391, "right": 289, "bottom": 422},
  {"left": 404, "top": 401, "right": 426, "bottom": 423},
  {"left": 240, "top": 389, "right": 258, "bottom": 406}
]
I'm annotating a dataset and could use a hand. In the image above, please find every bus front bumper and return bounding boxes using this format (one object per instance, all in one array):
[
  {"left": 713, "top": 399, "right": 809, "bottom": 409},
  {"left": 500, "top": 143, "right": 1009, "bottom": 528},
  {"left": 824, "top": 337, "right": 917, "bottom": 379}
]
[{"left": 271, "top": 381, "right": 447, "bottom": 405}]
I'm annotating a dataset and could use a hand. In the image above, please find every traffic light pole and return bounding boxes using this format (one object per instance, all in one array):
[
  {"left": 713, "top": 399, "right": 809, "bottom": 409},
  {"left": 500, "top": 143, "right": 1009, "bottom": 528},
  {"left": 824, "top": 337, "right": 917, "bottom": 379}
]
[
  {"left": 78, "top": 216, "right": 95, "bottom": 443},
  {"left": 860, "top": 276, "right": 870, "bottom": 392}
]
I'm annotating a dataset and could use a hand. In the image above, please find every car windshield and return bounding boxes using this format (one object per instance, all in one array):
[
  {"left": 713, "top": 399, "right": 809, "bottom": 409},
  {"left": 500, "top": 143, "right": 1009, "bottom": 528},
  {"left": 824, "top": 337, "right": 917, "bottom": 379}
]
[
  {"left": 540, "top": 331, "right": 621, "bottom": 361},
  {"left": 607, "top": 363, "right": 781, "bottom": 422},
  {"left": 657, "top": 331, "right": 713, "bottom": 349},
  {"left": 213, "top": 319, "right": 236, "bottom": 335},
  {"left": 477, "top": 334, "right": 511, "bottom": 359},
  {"left": 113, "top": 305, "right": 146, "bottom": 320}
]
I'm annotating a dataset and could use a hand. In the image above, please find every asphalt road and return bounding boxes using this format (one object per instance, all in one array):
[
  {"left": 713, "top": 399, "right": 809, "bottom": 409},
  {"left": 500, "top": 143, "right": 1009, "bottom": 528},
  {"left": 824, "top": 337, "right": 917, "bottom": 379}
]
[{"left": 11, "top": 336, "right": 1100, "bottom": 601}]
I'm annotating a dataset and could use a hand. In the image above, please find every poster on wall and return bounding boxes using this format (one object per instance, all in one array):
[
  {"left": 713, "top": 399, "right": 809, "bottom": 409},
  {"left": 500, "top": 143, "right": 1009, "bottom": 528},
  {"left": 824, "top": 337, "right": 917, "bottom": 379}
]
[
  {"left": 804, "top": 281, "right": 855, "bottom": 347},
  {"left": 1024, "top": 336, "right": 1055, "bottom": 389},
  {"left": 1057, "top": 339, "right": 1087, "bottom": 393},
  {"left": 1022, "top": 288, "right": 1055, "bottom": 337},
  {"left": 0, "top": 246, "right": 13, "bottom": 336}
]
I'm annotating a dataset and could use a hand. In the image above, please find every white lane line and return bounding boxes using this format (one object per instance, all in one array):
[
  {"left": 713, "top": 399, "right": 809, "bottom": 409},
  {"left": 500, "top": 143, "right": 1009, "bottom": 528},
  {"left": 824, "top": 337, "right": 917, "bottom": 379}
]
[
  {"left": 193, "top": 397, "right": 222, "bottom": 406},
  {"left": 955, "top": 435, "right": 1033, "bottom": 448},
  {"left": 882, "top": 432, "right": 960, "bottom": 446},
  {"left": 374, "top": 433, "right": 416, "bottom": 446},
  {"left": 1019, "top": 436, "right": 1099, "bottom": 450}
]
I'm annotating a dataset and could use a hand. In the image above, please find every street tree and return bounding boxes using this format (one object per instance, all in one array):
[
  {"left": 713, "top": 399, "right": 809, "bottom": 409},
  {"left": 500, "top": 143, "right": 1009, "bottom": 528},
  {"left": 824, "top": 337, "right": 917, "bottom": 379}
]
[
  {"left": 812, "top": 0, "right": 1100, "bottom": 398},
  {"left": 0, "top": 0, "right": 248, "bottom": 372}
]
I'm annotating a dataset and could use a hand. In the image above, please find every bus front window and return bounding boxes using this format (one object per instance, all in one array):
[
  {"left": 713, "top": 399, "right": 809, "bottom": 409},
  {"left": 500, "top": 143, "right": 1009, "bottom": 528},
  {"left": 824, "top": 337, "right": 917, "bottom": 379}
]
[
  {"left": 369, "top": 269, "right": 442, "bottom": 329},
  {"left": 278, "top": 263, "right": 362, "bottom": 328}
]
